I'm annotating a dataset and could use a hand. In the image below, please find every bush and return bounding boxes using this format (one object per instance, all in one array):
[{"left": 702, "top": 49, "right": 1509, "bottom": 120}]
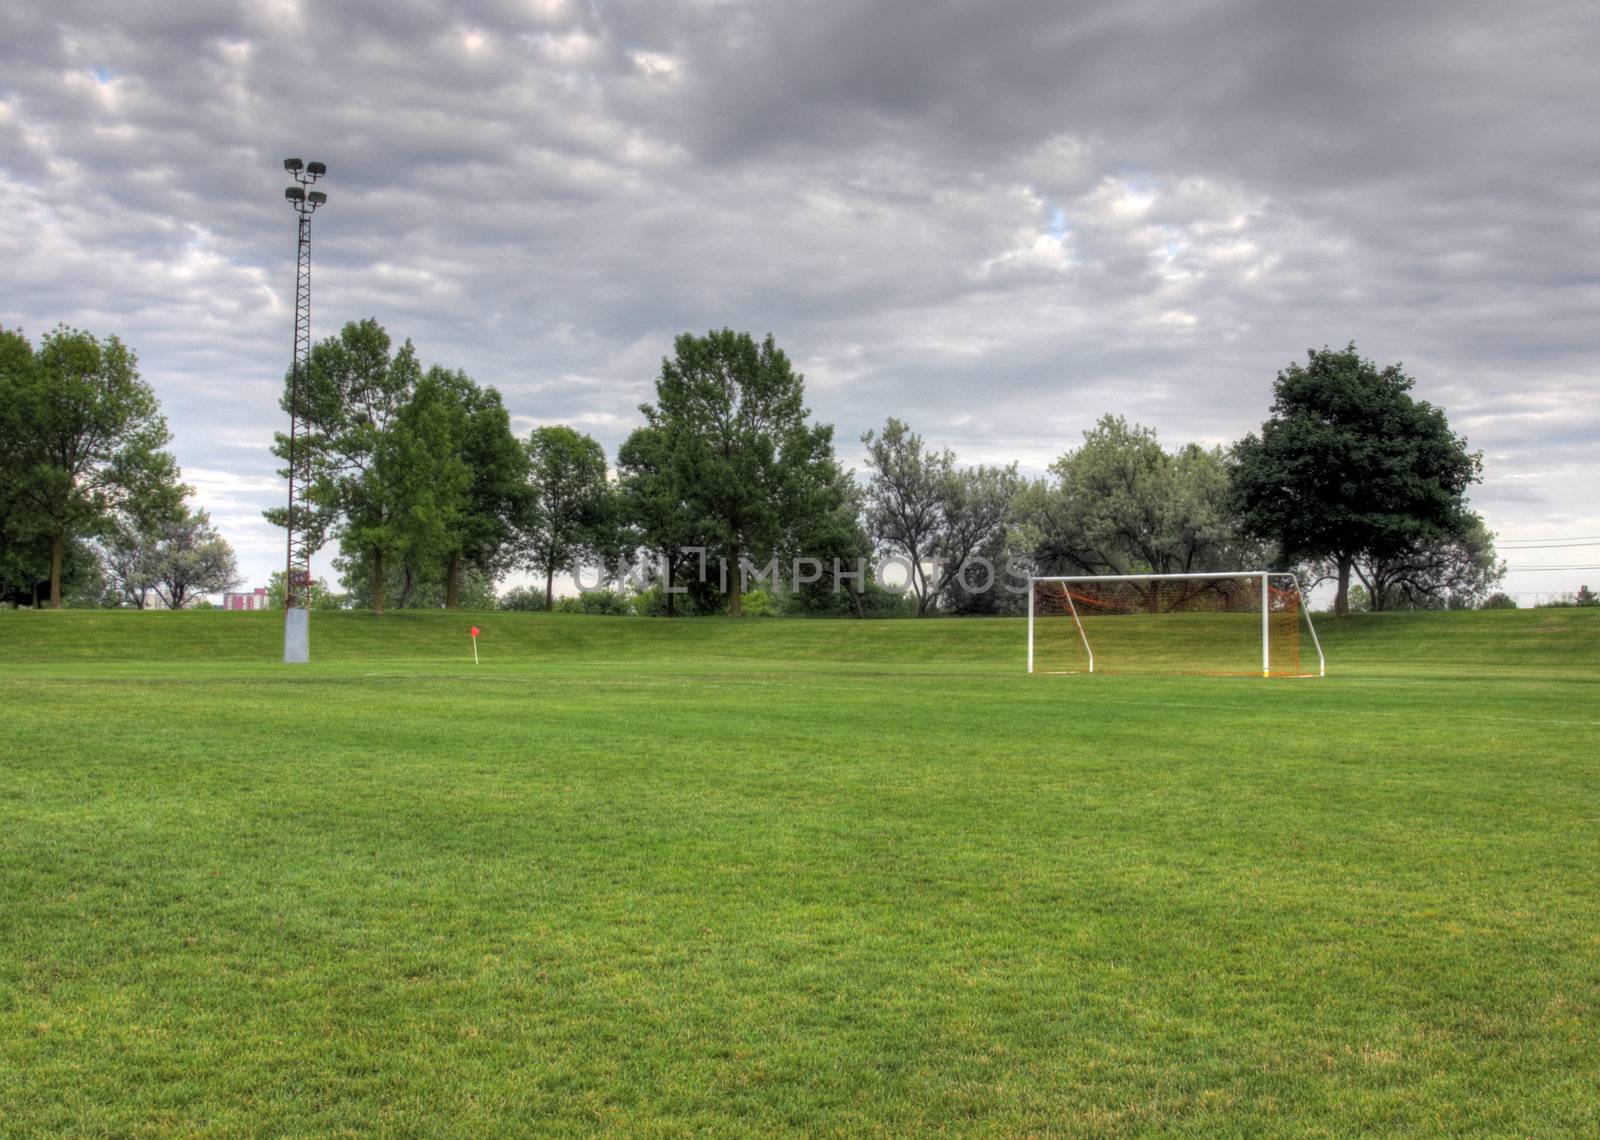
[
  {"left": 1479, "top": 592, "right": 1518, "bottom": 610},
  {"left": 554, "top": 589, "right": 634, "bottom": 616},
  {"left": 497, "top": 586, "right": 549, "bottom": 612},
  {"left": 739, "top": 589, "right": 778, "bottom": 617}
]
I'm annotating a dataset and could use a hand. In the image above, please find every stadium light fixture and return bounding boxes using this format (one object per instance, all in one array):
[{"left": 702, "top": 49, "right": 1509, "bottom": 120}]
[{"left": 280, "top": 156, "right": 329, "bottom": 664}]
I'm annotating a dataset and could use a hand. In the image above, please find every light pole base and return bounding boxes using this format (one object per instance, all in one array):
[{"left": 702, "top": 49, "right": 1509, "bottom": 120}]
[{"left": 284, "top": 606, "right": 310, "bottom": 664}]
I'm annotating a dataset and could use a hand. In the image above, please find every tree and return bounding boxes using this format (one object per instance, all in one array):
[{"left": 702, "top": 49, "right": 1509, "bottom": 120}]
[
  {"left": 1022, "top": 416, "right": 1250, "bottom": 600},
  {"left": 266, "top": 570, "right": 344, "bottom": 610},
  {"left": 616, "top": 424, "right": 706, "bottom": 617},
  {"left": 268, "top": 319, "right": 468, "bottom": 615},
  {"left": 426, "top": 368, "right": 526, "bottom": 608},
  {"left": 101, "top": 518, "right": 163, "bottom": 608},
  {"left": 641, "top": 330, "right": 837, "bottom": 616},
  {"left": 784, "top": 456, "right": 873, "bottom": 617},
  {"left": 1231, "top": 344, "right": 1483, "bottom": 616},
  {"left": 860, "top": 418, "right": 1023, "bottom": 616},
  {"left": 521, "top": 425, "right": 610, "bottom": 611},
  {"left": 1305, "top": 512, "right": 1503, "bottom": 611},
  {"left": 147, "top": 508, "right": 242, "bottom": 609},
  {"left": 0, "top": 325, "right": 185, "bottom": 607},
  {"left": 860, "top": 418, "right": 953, "bottom": 615},
  {"left": 935, "top": 463, "right": 1021, "bottom": 612}
]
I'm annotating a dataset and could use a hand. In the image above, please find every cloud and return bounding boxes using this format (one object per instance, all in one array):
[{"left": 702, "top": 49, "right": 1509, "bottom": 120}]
[{"left": 2, "top": 0, "right": 1597, "bottom": 600}]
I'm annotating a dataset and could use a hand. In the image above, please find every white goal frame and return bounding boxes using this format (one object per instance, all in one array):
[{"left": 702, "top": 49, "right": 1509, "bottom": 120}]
[{"left": 1026, "top": 570, "right": 1326, "bottom": 678}]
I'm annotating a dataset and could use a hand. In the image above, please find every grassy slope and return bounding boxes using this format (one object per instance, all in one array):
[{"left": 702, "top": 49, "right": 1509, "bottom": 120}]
[
  {"left": 4, "top": 604, "right": 1597, "bottom": 671},
  {"left": 1, "top": 609, "right": 1598, "bottom": 1135}
]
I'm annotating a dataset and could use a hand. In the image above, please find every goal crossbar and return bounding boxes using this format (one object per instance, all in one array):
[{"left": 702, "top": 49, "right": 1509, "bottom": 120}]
[{"left": 1026, "top": 570, "right": 1326, "bottom": 678}]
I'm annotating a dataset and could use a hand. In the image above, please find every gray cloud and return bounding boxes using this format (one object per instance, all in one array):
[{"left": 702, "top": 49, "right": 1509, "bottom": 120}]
[{"left": 2, "top": 0, "right": 1597, "bottom": 601}]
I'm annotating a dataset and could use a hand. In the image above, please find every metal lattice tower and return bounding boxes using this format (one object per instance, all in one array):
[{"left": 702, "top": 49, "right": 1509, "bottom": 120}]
[{"left": 282, "top": 158, "right": 327, "bottom": 663}]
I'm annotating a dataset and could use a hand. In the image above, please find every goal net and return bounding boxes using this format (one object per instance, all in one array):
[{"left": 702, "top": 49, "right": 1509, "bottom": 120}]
[{"left": 1028, "top": 572, "right": 1324, "bottom": 677}]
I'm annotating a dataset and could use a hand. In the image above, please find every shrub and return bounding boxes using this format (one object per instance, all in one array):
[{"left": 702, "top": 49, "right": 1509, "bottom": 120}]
[
  {"left": 739, "top": 589, "right": 778, "bottom": 617},
  {"left": 497, "top": 586, "right": 549, "bottom": 612},
  {"left": 1478, "top": 592, "right": 1518, "bottom": 610},
  {"left": 554, "top": 589, "right": 634, "bottom": 616}
]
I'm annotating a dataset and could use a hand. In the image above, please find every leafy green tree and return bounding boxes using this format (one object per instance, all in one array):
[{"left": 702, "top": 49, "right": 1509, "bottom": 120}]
[
  {"left": 266, "top": 570, "right": 345, "bottom": 610},
  {"left": 861, "top": 418, "right": 952, "bottom": 615},
  {"left": 641, "top": 330, "right": 837, "bottom": 616},
  {"left": 936, "top": 463, "right": 1021, "bottom": 613},
  {"left": 1306, "top": 512, "right": 1503, "bottom": 611},
  {"left": 269, "top": 319, "right": 469, "bottom": 615},
  {"left": 384, "top": 370, "right": 472, "bottom": 606},
  {"left": 426, "top": 368, "right": 526, "bottom": 607},
  {"left": 1023, "top": 416, "right": 1246, "bottom": 584},
  {"left": 521, "top": 425, "right": 610, "bottom": 611},
  {"left": 102, "top": 506, "right": 239, "bottom": 609},
  {"left": 861, "top": 418, "right": 1022, "bottom": 615},
  {"left": 148, "top": 508, "right": 242, "bottom": 609},
  {"left": 335, "top": 550, "right": 496, "bottom": 610},
  {"left": 784, "top": 458, "right": 873, "bottom": 617},
  {"left": 0, "top": 325, "right": 184, "bottom": 607},
  {"left": 617, "top": 424, "right": 706, "bottom": 617},
  {"left": 269, "top": 318, "right": 412, "bottom": 611},
  {"left": 100, "top": 518, "right": 162, "bottom": 608},
  {"left": 0, "top": 329, "right": 40, "bottom": 601},
  {"left": 1231, "top": 344, "right": 1483, "bottom": 616}
]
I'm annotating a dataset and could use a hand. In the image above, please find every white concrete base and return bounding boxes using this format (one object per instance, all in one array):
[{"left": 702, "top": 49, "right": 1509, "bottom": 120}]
[{"left": 283, "top": 606, "right": 310, "bottom": 664}]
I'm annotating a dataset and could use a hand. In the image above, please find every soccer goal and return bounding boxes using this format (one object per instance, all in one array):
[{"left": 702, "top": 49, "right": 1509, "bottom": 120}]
[{"left": 1027, "top": 571, "right": 1325, "bottom": 677}]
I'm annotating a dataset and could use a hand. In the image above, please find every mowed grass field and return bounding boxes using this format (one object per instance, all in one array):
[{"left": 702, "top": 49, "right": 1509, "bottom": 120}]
[{"left": 2, "top": 607, "right": 1598, "bottom": 1135}]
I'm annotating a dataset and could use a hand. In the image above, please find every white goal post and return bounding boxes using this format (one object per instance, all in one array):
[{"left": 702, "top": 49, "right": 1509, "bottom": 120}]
[{"left": 1027, "top": 571, "right": 1326, "bottom": 678}]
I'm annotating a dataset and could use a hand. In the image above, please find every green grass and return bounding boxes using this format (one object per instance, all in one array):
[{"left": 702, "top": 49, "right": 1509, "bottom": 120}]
[{"left": 2, "top": 608, "right": 1598, "bottom": 1134}]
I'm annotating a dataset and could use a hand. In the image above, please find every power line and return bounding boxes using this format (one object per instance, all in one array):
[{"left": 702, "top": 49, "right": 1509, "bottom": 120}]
[{"left": 1498, "top": 539, "right": 1600, "bottom": 550}]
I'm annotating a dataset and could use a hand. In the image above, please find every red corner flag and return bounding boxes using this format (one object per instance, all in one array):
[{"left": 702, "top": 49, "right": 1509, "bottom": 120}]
[
  {"left": 470, "top": 625, "right": 480, "bottom": 665},
  {"left": 470, "top": 626, "right": 480, "bottom": 638}
]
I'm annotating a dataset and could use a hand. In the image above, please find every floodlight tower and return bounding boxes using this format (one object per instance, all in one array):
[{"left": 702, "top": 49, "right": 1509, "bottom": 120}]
[{"left": 281, "top": 157, "right": 327, "bottom": 664}]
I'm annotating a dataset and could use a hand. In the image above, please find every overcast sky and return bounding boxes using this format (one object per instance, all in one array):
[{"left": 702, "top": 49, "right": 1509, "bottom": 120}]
[{"left": 2, "top": 0, "right": 1597, "bottom": 601}]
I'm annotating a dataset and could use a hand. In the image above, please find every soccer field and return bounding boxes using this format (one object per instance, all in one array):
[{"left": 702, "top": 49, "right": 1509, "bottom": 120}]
[{"left": 2, "top": 609, "right": 1598, "bottom": 1134}]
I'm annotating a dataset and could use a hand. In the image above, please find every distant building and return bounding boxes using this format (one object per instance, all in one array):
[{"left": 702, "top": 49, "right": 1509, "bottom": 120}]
[{"left": 222, "top": 587, "right": 269, "bottom": 611}]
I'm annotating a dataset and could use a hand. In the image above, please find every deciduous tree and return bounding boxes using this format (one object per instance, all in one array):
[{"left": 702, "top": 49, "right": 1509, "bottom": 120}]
[
  {"left": 617, "top": 424, "right": 705, "bottom": 617},
  {"left": 521, "top": 425, "right": 610, "bottom": 610},
  {"left": 0, "top": 325, "right": 184, "bottom": 607},
  {"left": 148, "top": 508, "right": 242, "bottom": 610},
  {"left": 861, "top": 418, "right": 952, "bottom": 615},
  {"left": 268, "top": 319, "right": 468, "bottom": 614},
  {"left": 1306, "top": 513, "right": 1503, "bottom": 611},
  {"left": 426, "top": 368, "right": 526, "bottom": 608},
  {"left": 1020, "top": 416, "right": 1248, "bottom": 606},
  {"left": 1230, "top": 344, "right": 1482, "bottom": 616},
  {"left": 642, "top": 330, "right": 837, "bottom": 616}
]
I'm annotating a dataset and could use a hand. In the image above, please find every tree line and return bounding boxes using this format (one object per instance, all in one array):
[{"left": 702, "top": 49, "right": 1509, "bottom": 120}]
[
  {"left": 2, "top": 319, "right": 1498, "bottom": 617},
  {"left": 0, "top": 326, "right": 240, "bottom": 609},
  {"left": 270, "top": 322, "right": 1495, "bottom": 618}
]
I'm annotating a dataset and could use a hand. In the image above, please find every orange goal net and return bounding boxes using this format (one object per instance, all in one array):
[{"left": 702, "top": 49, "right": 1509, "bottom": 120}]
[{"left": 1028, "top": 572, "right": 1324, "bottom": 677}]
